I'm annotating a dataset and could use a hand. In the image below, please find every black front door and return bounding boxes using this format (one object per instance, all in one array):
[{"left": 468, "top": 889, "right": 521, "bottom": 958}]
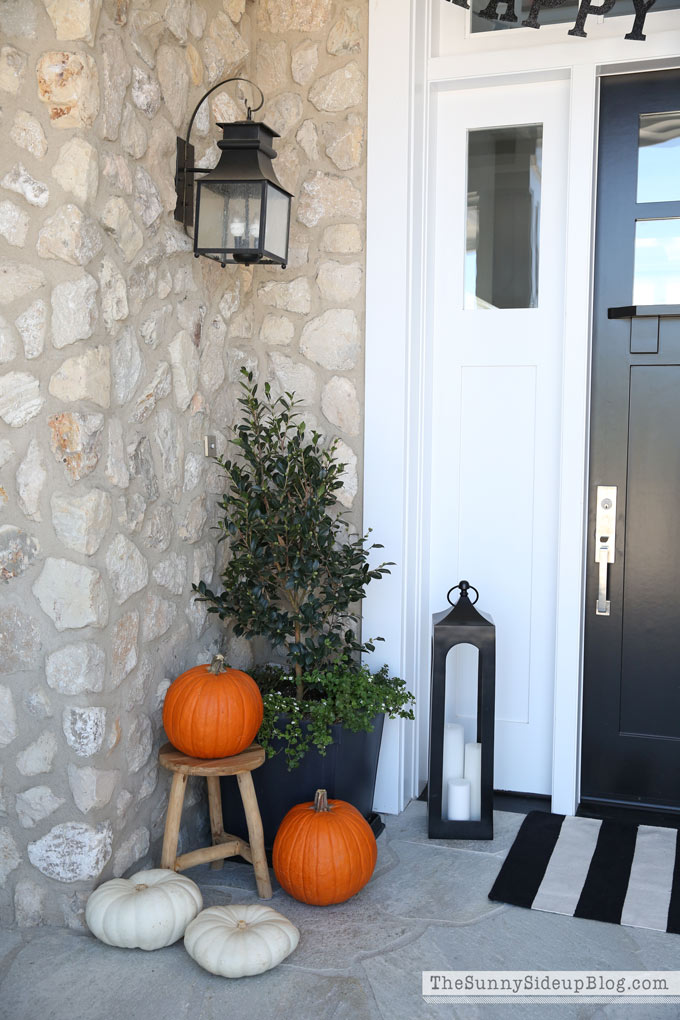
[{"left": 582, "top": 70, "right": 680, "bottom": 814}]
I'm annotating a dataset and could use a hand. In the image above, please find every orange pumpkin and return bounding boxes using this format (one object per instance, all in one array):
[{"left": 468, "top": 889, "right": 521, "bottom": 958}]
[
  {"left": 273, "top": 789, "right": 377, "bottom": 906},
  {"left": 162, "top": 655, "right": 263, "bottom": 759}
]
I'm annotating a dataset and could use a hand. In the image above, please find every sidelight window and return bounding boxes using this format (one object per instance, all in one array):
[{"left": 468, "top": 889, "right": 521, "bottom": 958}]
[{"left": 465, "top": 125, "right": 542, "bottom": 310}]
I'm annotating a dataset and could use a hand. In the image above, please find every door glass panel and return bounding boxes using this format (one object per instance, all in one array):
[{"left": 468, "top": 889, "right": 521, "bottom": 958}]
[
  {"left": 637, "top": 112, "right": 680, "bottom": 204},
  {"left": 465, "top": 125, "right": 542, "bottom": 310},
  {"left": 633, "top": 218, "right": 680, "bottom": 304}
]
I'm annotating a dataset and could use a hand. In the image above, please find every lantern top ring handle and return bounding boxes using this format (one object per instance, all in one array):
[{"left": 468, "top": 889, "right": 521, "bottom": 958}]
[
  {"left": 184, "top": 77, "right": 265, "bottom": 157},
  {"left": 446, "top": 581, "right": 479, "bottom": 606}
]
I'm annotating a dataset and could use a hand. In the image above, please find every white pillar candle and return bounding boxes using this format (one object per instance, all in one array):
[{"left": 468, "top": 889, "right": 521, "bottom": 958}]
[
  {"left": 442, "top": 722, "right": 465, "bottom": 782},
  {"left": 447, "top": 778, "right": 471, "bottom": 821},
  {"left": 464, "top": 742, "right": 482, "bottom": 821}
]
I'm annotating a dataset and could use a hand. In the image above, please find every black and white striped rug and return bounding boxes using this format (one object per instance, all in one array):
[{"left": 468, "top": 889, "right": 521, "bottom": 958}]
[{"left": 489, "top": 811, "right": 680, "bottom": 933}]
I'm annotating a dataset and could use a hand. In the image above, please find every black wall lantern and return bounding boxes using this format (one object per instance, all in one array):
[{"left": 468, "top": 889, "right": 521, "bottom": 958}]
[
  {"left": 174, "top": 78, "right": 292, "bottom": 268},
  {"left": 428, "top": 581, "right": 496, "bottom": 840}
]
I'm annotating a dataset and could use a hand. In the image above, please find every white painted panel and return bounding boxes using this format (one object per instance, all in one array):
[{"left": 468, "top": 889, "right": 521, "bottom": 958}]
[{"left": 458, "top": 365, "right": 537, "bottom": 724}]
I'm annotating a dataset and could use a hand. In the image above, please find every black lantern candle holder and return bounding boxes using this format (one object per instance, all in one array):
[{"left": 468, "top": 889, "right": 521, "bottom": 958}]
[{"left": 428, "top": 581, "right": 496, "bottom": 840}]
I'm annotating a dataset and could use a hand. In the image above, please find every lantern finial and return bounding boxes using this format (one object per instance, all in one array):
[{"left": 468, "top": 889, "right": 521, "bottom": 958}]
[{"left": 446, "top": 580, "right": 479, "bottom": 606}]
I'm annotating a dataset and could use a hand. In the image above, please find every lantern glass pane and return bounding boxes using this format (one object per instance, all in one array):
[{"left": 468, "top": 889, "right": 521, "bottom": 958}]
[
  {"left": 196, "top": 181, "right": 263, "bottom": 253},
  {"left": 264, "top": 184, "right": 290, "bottom": 261}
]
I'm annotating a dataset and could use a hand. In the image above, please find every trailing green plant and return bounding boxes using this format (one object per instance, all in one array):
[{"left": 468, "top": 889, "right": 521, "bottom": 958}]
[
  {"left": 194, "top": 370, "right": 415, "bottom": 767},
  {"left": 254, "top": 661, "right": 415, "bottom": 769}
]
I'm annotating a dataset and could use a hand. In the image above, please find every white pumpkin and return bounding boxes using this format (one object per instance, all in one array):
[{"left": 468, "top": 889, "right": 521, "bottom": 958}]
[
  {"left": 184, "top": 904, "right": 300, "bottom": 978},
  {"left": 85, "top": 869, "right": 202, "bottom": 951}
]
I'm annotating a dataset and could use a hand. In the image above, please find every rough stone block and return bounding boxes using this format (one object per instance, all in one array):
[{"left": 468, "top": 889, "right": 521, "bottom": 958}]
[
  {"left": 112, "top": 326, "right": 142, "bottom": 407},
  {"left": 51, "top": 274, "right": 98, "bottom": 349},
  {"left": 257, "top": 0, "right": 332, "bottom": 32},
  {"left": 16, "top": 731, "right": 58, "bottom": 776},
  {"left": 1, "top": 164, "right": 49, "bottom": 208},
  {"left": 16, "top": 786, "right": 64, "bottom": 829},
  {"left": 99, "top": 258, "right": 128, "bottom": 333},
  {"left": 291, "top": 40, "right": 318, "bottom": 85},
  {"left": 10, "top": 111, "right": 47, "bottom": 159},
  {"left": 0, "top": 606, "right": 41, "bottom": 675},
  {"left": 32, "top": 558, "right": 108, "bottom": 630},
  {"left": 126, "top": 714, "right": 152, "bottom": 773},
  {"left": 27, "top": 821, "right": 112, "bottom": 882},
  {"left": 99, "top": 30, "right": 130, "bottom": 140},
  {"left": 321, "top": 376, "right": 361, "bottom": 436},
  {"left": 16, "top": 440, "right": 46, "bottom": 522},
  {"left": 45, "top": 641, "right": 106, "bottom": 694},
  {"left": 42, "top": 0, "right": 102, "bottom": 45},
  {"left": 48, "top": 412, "right": 104, "bottom": 483},
  {"left": 258, "top": 277, "right": 311, "bottom": 315},
  {"left": 0, "top": 372, "right": 43, "bottom": 427},
  {"left": 68, "top": 765, "right": 118, "bottom": 814},
  {"left": 169, "top": 330, "right": 199, "bottom": 411},
  {"left": 51, "top": 138, "right": 98, "bottom": 205},
  {"left": 0, "top": 259, "right": 45, "bottom": 305},
  {"left": 0, "top": 45, "right": 27, "bottom": 95},
  {"left": 112, "top": 826, "right": 149, "bottom": 878},
  {"left": 301, "top": 309, "right": 360, "bottom": 371},
  {"left": 0, "top": 827, "right": 21, "bottom": 885},
  {"left": 105, "top": 534, "right": 148, "bottom": 605},
  {"left": 62, "top": 706, "right": 106, "bottom": 757},
  {"left": 36, "top": 51, "right": 99, "bottom": 129},
  {"left": 48, "top": 347, "right": 111, "bottom": 409},
  {"left": 111, "top": 610, "right": 138, "bottom": 687},
  {"left": 0, "top": 687, "right": 17, "bottom": 747},
  {"left": 15, "top": 300, "right": 47, "bottom": 359},
  {"left": 297, "top": 172, "right": 362, "bottom": 228},
  {"left": 100, "top": 198, "right": 143, "bottom": 263},
  {"left": 309, "top": 61, "right": 365, "bottom": 112},
  {"left": 0, "top": 526, "right": 39, "bottom": 582},
  {"left": 0, "top": 201, "right": 29, "bottom": 248},
  {"left": 37, "top": 205, "right": 103, "bottom": 267}
]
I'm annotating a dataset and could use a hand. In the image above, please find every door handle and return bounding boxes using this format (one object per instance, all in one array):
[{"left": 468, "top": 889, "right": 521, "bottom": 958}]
[{"left": 595, "top": 485, "right": 617, "bottom": 617}]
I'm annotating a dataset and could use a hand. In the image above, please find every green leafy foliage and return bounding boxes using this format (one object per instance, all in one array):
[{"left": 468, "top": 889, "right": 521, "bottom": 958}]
[
  {"left": 194, "top": 370, "right": 415, "bottom": 767},
  {"left": 255, "top": 663, "right": 416, "bottom": 770}
]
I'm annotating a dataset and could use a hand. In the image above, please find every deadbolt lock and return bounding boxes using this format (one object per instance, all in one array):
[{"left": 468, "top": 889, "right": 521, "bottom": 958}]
[{"left": 595, "top": 485, "right": 617, "bottom": 617}]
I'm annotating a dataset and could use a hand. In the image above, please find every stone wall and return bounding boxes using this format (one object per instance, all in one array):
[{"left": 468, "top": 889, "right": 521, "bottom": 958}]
[{"left": 0, "top": 0, "right": 368, "bottom": 929}]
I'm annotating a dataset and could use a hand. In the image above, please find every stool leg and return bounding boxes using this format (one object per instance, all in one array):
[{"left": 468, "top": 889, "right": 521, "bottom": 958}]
[
  {"left": 237, "top": 771, "right": 272, "bottom": 899},
  {"left": 206, "top": 776, "right": 225, "bottom": 871},
  {"left": 161, "top": 773, "right": 187, "bottom": 870}
]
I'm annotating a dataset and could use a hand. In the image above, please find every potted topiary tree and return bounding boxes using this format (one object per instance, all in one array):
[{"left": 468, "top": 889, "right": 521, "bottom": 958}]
[{"left": 195, "top": 371, "right": 415, "bottom": 848}]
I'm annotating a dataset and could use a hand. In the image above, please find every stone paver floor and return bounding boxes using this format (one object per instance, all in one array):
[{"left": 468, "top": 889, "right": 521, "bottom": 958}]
[{"left": 2, "top": 801, "right": 679, "bottom": 1020}]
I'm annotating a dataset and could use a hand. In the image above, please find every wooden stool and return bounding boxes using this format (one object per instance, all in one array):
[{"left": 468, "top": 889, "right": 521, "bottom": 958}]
[{"left": 158, "top": 742, "right": 273, "bottom": 900}]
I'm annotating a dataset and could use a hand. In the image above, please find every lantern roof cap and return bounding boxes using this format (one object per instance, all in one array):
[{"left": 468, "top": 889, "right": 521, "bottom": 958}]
[{"left": 433, "top": 580, "right": 494, "bottom": 629}]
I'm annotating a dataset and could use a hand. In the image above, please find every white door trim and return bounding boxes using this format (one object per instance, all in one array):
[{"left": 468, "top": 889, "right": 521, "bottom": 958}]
[
  {"left": 365, "top": 0, "right": 431, "bottom": 813},
  {"left": 365, "top": 0, "right": 680, "bottom": 817}
]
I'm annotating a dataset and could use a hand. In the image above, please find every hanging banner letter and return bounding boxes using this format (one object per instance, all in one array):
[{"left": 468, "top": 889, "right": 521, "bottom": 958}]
[
  {"left": 625, "top": 0, "right": 657, "bottom": 39},
  {"left": 521, "top": 0, "right": 568, "bottom": 29},
  {"left": 478, "top": 0, "right": 519, "bottom": 23},
  {"left": 568, "top": 0, "right": 617, "bottom": 36}
]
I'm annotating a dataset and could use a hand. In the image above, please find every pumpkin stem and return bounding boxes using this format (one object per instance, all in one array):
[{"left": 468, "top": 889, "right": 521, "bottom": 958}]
[
  {"left": 134, "top": 883, "right": 148, "bottom": 892},
  {"left": 237, "top": 919, "right": 247, "bottom": 929},
  {"left": 208, "top": 654, "right": 227, "bottom": 675},
  {"left": 314, "top": 789, "right": 331, "bottom": 812}
]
